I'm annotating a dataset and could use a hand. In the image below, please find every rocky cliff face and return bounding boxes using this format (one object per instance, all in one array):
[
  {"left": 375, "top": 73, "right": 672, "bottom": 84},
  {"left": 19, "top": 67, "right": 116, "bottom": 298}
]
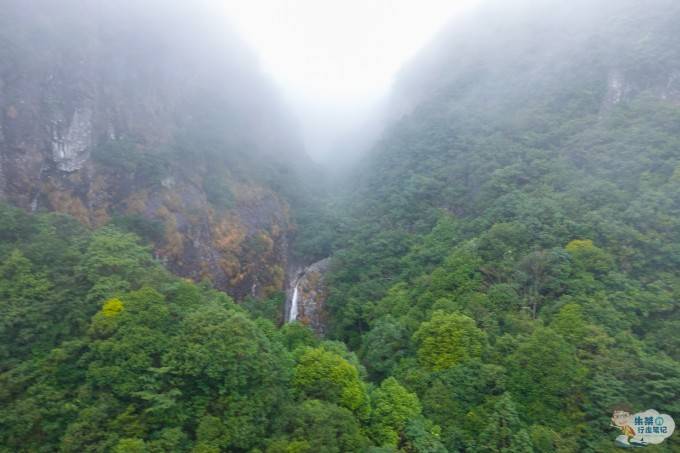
[
  {"left": 287, "top": 258, "right": 331, "bottom": 335},
  {"left": 0, "top": 0, "right": 310, "bottom": 299}
]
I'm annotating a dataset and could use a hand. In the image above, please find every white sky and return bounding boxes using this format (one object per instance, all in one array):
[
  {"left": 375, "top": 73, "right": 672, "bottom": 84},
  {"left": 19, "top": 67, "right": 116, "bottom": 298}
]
[{"left": 222, "top": 0, "right": 474, "bottom": 159}]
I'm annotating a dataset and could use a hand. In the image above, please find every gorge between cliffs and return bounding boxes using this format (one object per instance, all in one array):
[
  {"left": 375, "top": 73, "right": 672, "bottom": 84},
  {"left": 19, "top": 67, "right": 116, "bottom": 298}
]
[{"left": 2, "top": 1, "right": 680, "bottom": 452}]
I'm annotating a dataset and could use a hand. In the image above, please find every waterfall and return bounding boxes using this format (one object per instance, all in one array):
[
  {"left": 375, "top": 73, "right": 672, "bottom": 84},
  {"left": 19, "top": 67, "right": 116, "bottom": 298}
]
[
  {"left": 284, "top": 258, "right": 330, "bottom": 332},
  {"left": 288, "top": 283, "right": 299, "bottom": 322},
  {"left": 30, "top": 194, "right": 39, "bottom": 213}
]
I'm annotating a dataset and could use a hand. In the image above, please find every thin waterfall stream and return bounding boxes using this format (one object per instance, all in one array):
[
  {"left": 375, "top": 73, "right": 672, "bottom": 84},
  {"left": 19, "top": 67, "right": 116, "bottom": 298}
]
[
  {"left": 288, "top": 283, "right": 299, "bottom": 322},
  {"left": 285, "top": 258, "right": 329, "bottom": 328}
]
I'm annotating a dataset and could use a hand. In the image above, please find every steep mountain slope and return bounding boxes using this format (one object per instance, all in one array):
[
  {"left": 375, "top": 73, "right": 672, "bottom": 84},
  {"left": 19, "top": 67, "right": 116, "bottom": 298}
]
[
  {"left": 0, "top": 0, "right": 319, "bottom": 299},
  {"left": 2, "top": 0, "right": 680, "bottom": 451},
  {"left": 326, "top": 0, "right": 680, "bottom": 451},
  {"left": 0, "top": 203, "right": 448, "bottom": 452},
  {"left": 358, "top": 0, "right": 680, "bottom": 227}
]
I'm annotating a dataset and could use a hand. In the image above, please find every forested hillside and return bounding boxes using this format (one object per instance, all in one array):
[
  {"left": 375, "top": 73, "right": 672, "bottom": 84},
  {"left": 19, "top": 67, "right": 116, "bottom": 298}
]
[
  {"left": 0, "top": 203, "right": 447, "bottom": 452},
  {"left": 1, "top": 0, "right": 680, "bottom": 451},
  {"left": 324, "top": 0, "right": 680, "bottom": 451},
  {"left": 0, "top": 0, "right": 329, "bottom": 300}
]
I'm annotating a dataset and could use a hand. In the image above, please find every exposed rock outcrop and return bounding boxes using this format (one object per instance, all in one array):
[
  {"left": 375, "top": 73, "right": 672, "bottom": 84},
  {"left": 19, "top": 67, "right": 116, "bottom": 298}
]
[
  {"left": 0, "top": 0, "right": 310, "bottom": 300},
  {"left": 287, "top": 258, "right": 331, "bottom": 335}
]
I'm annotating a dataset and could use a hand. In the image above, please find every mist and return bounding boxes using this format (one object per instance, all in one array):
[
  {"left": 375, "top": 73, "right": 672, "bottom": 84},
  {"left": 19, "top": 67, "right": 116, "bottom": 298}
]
[
  {"left": 222, "top": 0, "right": 476, "bottom": 163},
  {"left": 2, "top": 1, "right": 680, "bottom": 451},
  {"left": 216, "top": 0, "right": 635, "bottom": 163}
]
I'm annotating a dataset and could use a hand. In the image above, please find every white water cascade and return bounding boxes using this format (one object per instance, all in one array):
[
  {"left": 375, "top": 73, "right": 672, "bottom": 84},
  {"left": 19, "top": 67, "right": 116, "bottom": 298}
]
[{"left": 288, "top": 283, "right": 300, "bottom": 322}]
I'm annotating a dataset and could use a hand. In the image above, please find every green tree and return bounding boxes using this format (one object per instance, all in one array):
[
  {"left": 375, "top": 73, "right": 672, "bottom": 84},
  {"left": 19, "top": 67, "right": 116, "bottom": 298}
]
[
  {"left": 0, "top": 249, "right": 53, "bottom": 368},
  {"left": 474, "top": 393, "right": 534, "bottom": 453},
  {"left": 273, "top": 400, "right": 370, "bottom": 453},
  {"left": 165, "top": 306, "right": 289, "bottom": 450},
  {"left": 565, "top": 240, "right": 613, "bottom": 275},
  {"left": 80, "top": 227, "right": 161, "bottom": 295},
  {"left": 515, "top": 249, "right": 571, "bottom": 319},
  {"left": 413, "top": 311, "right": 486, "bottom": 371},
  {"left": 507, "top": 328, "right": 586, "bottom": 427},
  {"left": 361, "top": 315, "right": 410, "bottom": 380},
  {"left": 369, "top": 377, "right": 422, "bottom": 447},
  {"left": 294, "top": 347, "right": 369, "bottom": 417}
]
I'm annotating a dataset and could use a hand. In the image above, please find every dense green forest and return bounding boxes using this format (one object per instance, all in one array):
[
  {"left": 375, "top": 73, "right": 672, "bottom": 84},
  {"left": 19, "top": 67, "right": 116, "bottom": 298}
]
[
  {"left": 2, "top": 0, "right": 680, "bottom": 452},
  {"left": 321, "top": 1, "right": 680, "bottom": 451},
  {"left": 0, "top": 204, "right": 445, "bottom": 452}
]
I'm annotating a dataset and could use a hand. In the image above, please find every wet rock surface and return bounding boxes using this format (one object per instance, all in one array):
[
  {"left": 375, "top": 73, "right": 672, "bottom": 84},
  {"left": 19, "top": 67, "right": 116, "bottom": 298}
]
[
  {"left": 0, "top": 2, "right": 307, "bottom": 300},
  {"left": 287, "top": 258, "right": 331, "bottom": 335}
]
